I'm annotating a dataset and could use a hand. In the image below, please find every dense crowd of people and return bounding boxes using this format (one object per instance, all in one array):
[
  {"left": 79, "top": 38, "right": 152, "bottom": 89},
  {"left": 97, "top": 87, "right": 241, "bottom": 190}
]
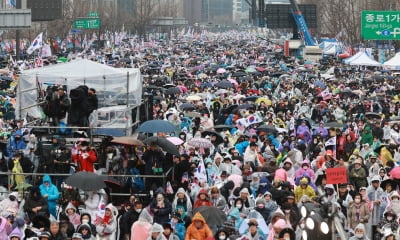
[{"left": 0, "top": 30, "right": 399, "bottom": 240}]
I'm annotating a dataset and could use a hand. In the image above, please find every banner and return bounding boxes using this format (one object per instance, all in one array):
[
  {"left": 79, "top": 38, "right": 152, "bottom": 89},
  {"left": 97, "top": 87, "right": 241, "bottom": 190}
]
[{"left": 326, "top": 167, "right": 347, "bottom": 184}]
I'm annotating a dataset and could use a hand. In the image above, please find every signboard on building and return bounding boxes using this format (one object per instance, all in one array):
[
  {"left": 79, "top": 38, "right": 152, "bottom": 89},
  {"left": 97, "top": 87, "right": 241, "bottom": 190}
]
[{"left": 361, "top": 11, "right": 400, "bottom": 40}]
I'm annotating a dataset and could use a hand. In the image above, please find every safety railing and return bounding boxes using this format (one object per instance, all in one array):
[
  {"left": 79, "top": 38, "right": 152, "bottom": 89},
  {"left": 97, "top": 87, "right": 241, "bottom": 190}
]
[{"left": 0, "top": 167, "right": 173, "bottom": 198}]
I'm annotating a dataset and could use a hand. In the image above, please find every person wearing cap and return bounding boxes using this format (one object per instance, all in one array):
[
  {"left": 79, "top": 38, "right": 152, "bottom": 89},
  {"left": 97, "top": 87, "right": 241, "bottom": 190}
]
[
  {"left": 294, "top": 177, "right": 316, "bottom": 203},
  {"left": 349, "top": 158, "right": 367, "bottom": 192},
  {"left": 185, "top": 212, "right": 213, "bottom": 240}
]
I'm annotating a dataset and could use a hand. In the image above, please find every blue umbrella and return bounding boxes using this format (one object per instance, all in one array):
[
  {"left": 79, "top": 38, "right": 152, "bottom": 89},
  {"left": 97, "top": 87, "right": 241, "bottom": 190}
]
[
  {"left": 137, "top": 120, "right": 178, "bottom": 133},
  {"left": 314, "top": 80, "right": 326, "bottom": 89},
  {"left": 93, "top": 128, "right": 125, "bottom": 137}
]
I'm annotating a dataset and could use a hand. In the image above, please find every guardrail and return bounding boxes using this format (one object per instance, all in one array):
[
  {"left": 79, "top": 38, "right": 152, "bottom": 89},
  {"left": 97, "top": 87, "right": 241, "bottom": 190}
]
[{"left": 0, "top": 168, "right": 173, "bottom": 198}]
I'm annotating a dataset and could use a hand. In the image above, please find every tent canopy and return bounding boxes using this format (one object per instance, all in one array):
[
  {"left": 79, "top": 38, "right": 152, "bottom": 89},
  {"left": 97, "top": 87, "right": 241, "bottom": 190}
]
[
  {"left": 344, "top": 51, "right": 381, "bottom": 66},
  {"left": 384, "top": 52, "right": 400, "bottom": 70},
  {"left": 16, "top": 59, "right": 142, "bottom": 119}
]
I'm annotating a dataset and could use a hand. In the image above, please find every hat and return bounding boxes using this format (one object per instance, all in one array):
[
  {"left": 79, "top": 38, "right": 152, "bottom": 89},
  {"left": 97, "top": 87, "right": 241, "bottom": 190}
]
[
  {"left": 240, "top": 188, "right": 250, "bottom": 195},
  {"left": 300, "top": 177, "right": 309, "bottom": 184},
  {"left": 248, "top": 218, "right": 258, "bottom": 226},
  {"left": 151, "top": 223, "right": 164, "bottom": 233},
  {"left": 222, "top": 219, "right": 236, "bottom": 230},
  {"left": 71, "top": 233, "right": 83, "bottom": 240},
  {"left": 371, "top": 175, "right": 380, "bottom": 183},
  {"left": 338, "top": 183, "right": 347, "bottom": 188},
  {"left": 39, "top": 231, "right": 51, "bottom": 238}
]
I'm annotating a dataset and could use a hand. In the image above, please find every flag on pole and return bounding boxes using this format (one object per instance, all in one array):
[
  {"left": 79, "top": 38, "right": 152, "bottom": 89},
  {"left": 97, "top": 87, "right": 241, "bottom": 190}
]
[
  {"left": 325, "top": 136, "right": 336, "bottom": 147},
  {"left": 27, "top": 33, "right": 43, "bottom": 55},
  {"left": 320, "top": 88, "right": 332, "bottom": 100},
  {"left": 194, "top": 158, "right": 207, "bottom": 183}
]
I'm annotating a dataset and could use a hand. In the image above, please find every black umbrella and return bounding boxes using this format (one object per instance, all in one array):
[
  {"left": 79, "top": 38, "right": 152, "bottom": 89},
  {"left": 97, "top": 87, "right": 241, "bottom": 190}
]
[
  {"left": 153, "top": 95, "right": 165, "bottom": 101},
  {"left": 143, "top": 136, "right": 180, "bottom": 156},
  {"left": 213, "top": 125, "right": 235, "bottom": 130},
  {"left": 243, "top": 96, "right": 260, "bottom": 102},
  {"left": 166, "top": 87, "right": 181, "bottom": 95},
  {"left": 103, "top": 176, "right": 122, "bottom": 189},
  {"left": 236, "top": 103, "right": 256, "bottom": 110},
  {"left": 137, "top": 120, "right": 178, "bottom": 133},
  {"left": 180, "top": 103, "right": 196, "bottom": 111},
  {"left": 215, "top": 80, "right": 234, "bottom": 89},
  {"left": 146, "top": 85, "right": 160, "bottom": 90},
  {"left": 222, "top": 105, "right": 238, "bottom": 114},
  {"left": 365, "top": 112, "right": 382, "bottom": 120},
  {"left": 65, "top": 171, "right": 106, "bottom": 191},
  {"left": 339, "top": 90, "right": 359, "bottom": 99},
  {"left": 256, "top": 125, "right": 278, "bottom": 134},
  {"left": 232, "top": 71, "right": 247, "bottom": 77},
  {"left": 201, "top": 130, "right": 224, "bottom": 145},
  {"left": 324, "top": 121, "right": 344, "bottom": 128},
  {"left": 193, "top": 206, "right": 227, "bottom": 226}
]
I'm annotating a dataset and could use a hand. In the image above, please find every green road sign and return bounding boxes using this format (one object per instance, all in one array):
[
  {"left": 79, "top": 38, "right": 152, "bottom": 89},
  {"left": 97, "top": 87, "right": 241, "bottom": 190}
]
[
  {"left": 361, "top": 11, "right": 400, "bottom": 40},
  {"left": 73, "top": 18, "right": 100, "bottom": 29},
  {"left": 88, "top": 12, "right": 99, "bottom": 17}
]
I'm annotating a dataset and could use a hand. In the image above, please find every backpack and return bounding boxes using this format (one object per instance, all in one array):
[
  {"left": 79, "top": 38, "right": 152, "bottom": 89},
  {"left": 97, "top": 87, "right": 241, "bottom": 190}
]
[{"left": 130, "top": 168, "right": 144, "bottom": 191}]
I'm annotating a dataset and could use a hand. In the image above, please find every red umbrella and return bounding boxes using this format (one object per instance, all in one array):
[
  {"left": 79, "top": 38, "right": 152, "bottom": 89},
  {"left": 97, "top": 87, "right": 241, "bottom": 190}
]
[{"left": 389, "top": 167, "right": 400, "bottom": 179}]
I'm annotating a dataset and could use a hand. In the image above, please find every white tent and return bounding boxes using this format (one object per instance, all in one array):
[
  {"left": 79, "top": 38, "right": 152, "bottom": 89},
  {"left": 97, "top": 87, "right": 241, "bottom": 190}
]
[
  {"left": 343, "top": 51, "right": 381, "bottom": 66},
  {"left": 383, "top": 52, "right": 400, "bottom": 70},
  {"left": 348, "top": 52, "right": 381, "bottom": 66},
  {"left": 16, "top": 59, "right": 142, "bottom": 119}
]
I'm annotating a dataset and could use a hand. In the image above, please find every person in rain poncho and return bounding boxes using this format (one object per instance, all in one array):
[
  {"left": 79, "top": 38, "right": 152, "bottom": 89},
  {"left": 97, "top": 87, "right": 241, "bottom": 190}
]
[
  {"left": 39, "top": 174, "right": 60, "bottom": 218},
  {"left": 8, "top": 226, "right": 23, "bottom": 240},
  {"left": 0, "top": 215, "right": 12, "bottom": 239},
  {"left": 96, "top": 203, "right": 118, "bottom": 240},
  {"left": 77, "top": 222, "right": 96, "bottom": 240},
  {"left": 84, "top": 189, "right": 105, "bottom": 224},
  {"left": 349, "top": 223, "right": 369, "bottom": 240},
  {"left": 171, "top": 187, "right": 193, "bottom": 214},
  {"left": 185, "top": 212, "right": 213, "bottom": 240},
  {"left": 131, "top": 208, "right": 153, "bottom": 240},
  {"left": 65, "top": 202, "right": 81, "bottom": 228},
  {"left": 0, "top": 192, "right": 18, "bottom": 217},
  {"left": 294, "top": 177, "right": 316, "bottom": 203},
  {"left": 148, "top": 223, "right": 165, "bottom": 240},
  {"left": 367, "top": 175, "right": 384, "bottom": 236}
]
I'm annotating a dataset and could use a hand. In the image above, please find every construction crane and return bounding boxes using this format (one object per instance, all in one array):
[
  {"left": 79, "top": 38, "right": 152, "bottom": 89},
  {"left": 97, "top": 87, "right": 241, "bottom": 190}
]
[{"left": 289, "top": 0, "right": 316, "bottom": 46}]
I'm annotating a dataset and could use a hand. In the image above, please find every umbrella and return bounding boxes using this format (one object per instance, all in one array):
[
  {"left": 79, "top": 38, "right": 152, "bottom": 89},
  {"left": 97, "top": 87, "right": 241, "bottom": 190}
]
[
  {"left": 215, "top": 80, "right": 234, "bottom": 89},
  {"left": 185, "top": 111, "right": 202, "bottom": 118},
  {"left": 143, "top": 136, "right": 180, "bottom": 156},
  {"left": 103, "top": 176, "right": 121, "bottom": 189},
  {"left": 243, "top": 96, "right": 260, "bottom": 102},
  {"left": 324, "top": 121, "right": 344, "bottom": 128},
  {"left": 232, "top": 94, "right": 246, "bottom": 100},
  {"left": 188, "top": 137, "right": 213, "bottom": 149},
  {"left": 201, "top": 130, "right": 224, "bottom": 144},
  {"left": 222, "top": 104, "right": 238, "bottom": 114},
  {"left": 227, "top": 174, "right": 243, "bottom": 189},
  {"left": 236, "top": 103, "right": 256, "bottom": 110},
  {"left": 180, "top": 103, "right": 196, "bottom": 111},
  {"left": 232, "top": 71, "right": 247, "bottom": 77},
  {"left": 365, "top": 112, "right": 382, "bottom": 120},
  {"left": 166, "top": 87, "right": 181, "bottom": 95},
  {"left": 65, "top": 171, "right": 106, "bottom": 191},
  {"left": 111, "top": 136, "right": 144, "bottom": 146},
  {"left": 93, "top": 128, "right": 125, "bottom": 137},
  {"left": 339, "top": 89, "right": 359, "bottom": 99},
  {"left": 215, "top": 89, "right": 230, "bottom": 95},
  {"left": 186, "top": 95, "right": 202, "bottom": 101},
  {"left": 193, "top": 206, "right": 227, "bottom": 226},
  {"left": 389, "top": 167, "right": 400, "bottom": 180},
  {"left": 314, "top": 80, "right": 326, "bottom": 89},
  {"left": 166, "top": 136, "right": 184, "bottom": 145},
  {"left": 14, "top": 182, "right": 32, "bottom": 190},
  {"left": 256, "top": 125, "right": 278, "bottom": 134},
  {"left": 153, "top": 96, "right": 165, "bottom": 101},
  {"left": 217, "top": 68, "right": 226, "bottom": 74},
  {"left": 146, "top": 85, "right": 160, "bottom": 90},
  {"left": 213, "top": 125, "right": 234, "bottom": 130},
  {"left": 198, "top": 73, "right": 208, "bottom": 79},
  {"left": 137, "top": 120, "right": 178, "bottom": 133},
  {"left": 239, "top": 211, "right": 269, "bottom": 235},
  {"left": 255, "top": 97, "right": 272, "bottom": 105}
]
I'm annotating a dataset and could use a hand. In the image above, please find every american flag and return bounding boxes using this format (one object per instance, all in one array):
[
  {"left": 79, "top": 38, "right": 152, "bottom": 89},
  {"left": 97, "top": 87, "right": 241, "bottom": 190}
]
[{"left": 35, "top": 56, "right": 42, "bottom": 68}]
